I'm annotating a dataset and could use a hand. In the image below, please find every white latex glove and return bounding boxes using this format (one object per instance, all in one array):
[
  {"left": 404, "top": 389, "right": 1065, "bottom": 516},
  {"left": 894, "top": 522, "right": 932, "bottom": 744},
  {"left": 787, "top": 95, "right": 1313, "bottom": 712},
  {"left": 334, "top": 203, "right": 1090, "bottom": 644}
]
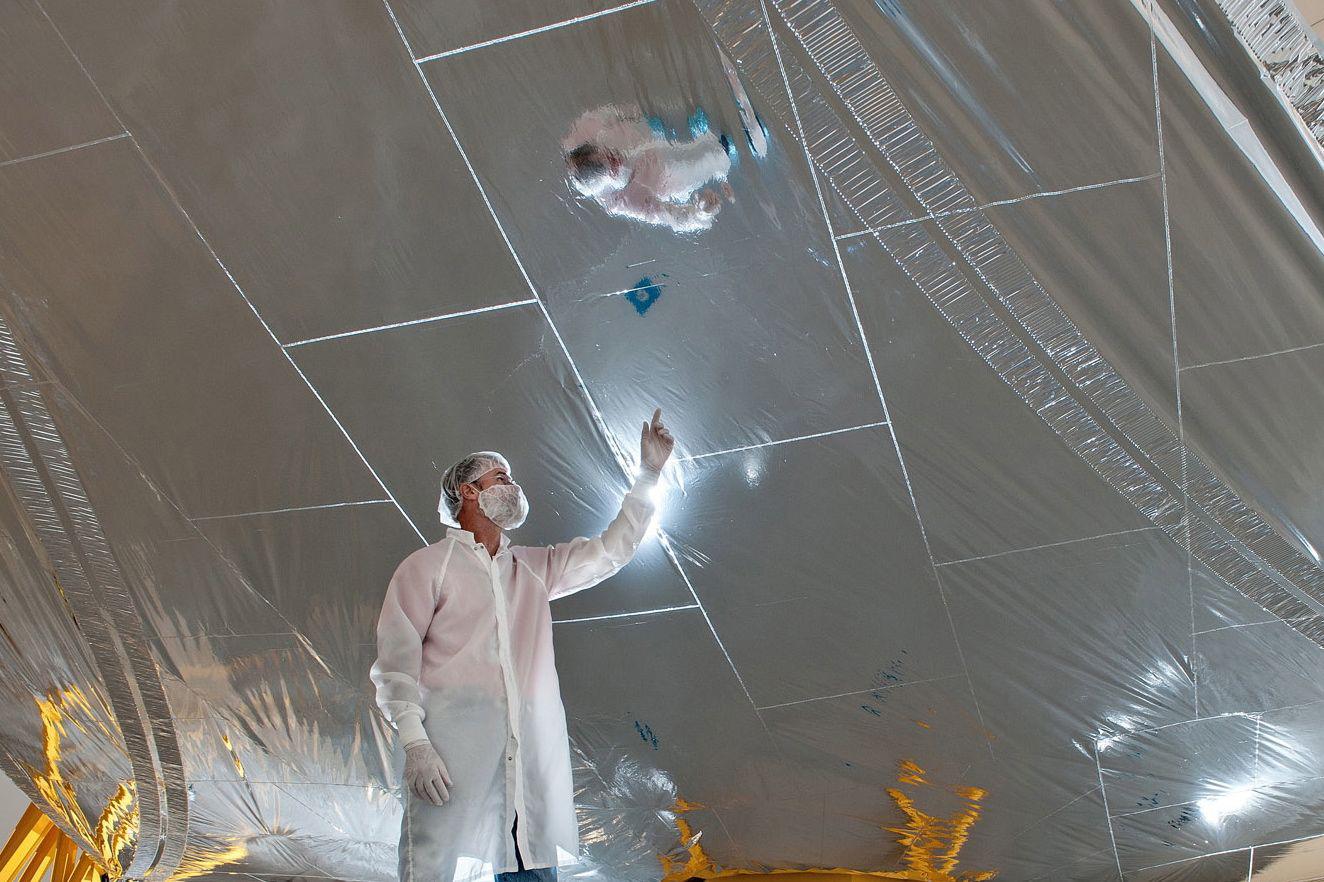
[
  {"left": 640, "top": 408, "right": 675, "bottom": 474},
  {"left": 404, "top": 740, "right": 453, "bottom": 806}
]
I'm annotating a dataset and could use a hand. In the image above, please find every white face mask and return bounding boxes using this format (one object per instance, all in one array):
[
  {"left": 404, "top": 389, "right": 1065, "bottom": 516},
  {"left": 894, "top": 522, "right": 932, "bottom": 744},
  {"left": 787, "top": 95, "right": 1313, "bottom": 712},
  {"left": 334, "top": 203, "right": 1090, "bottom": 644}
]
[
  {"left": 477, "top": 484, "right": 529, "bottom": 529},
  {"left": 570, "top": 171, "right": 618, "bottom": 198}
]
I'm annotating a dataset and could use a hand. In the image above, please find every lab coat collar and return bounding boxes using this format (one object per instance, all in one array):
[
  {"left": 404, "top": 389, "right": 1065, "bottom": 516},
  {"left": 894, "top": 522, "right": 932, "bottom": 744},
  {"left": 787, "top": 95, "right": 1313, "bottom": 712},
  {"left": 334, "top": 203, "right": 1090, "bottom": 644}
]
[{"left": 447, "top": 527, "right": 511, "bottom": 555}]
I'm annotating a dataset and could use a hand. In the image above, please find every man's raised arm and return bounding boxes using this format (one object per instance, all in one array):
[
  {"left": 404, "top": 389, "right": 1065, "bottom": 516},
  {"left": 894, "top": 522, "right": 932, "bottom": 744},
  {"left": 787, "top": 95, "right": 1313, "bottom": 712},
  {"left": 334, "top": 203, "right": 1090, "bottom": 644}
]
[{"left": 518, "top": 409, "right": 675, "bottom": 600}]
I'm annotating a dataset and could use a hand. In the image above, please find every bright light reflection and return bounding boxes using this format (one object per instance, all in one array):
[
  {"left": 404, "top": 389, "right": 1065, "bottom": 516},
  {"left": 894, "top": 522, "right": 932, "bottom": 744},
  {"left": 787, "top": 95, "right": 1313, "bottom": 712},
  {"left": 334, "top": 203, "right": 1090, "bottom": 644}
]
[
  {"left": 1198, "top": 786, "right": 1255, "bottom": 823},
  {"left": 743, "top": 455, "right": 763, "bottom": 487},
  {"left": 644, "top": 477, "right": 667, "bottom": 541}
]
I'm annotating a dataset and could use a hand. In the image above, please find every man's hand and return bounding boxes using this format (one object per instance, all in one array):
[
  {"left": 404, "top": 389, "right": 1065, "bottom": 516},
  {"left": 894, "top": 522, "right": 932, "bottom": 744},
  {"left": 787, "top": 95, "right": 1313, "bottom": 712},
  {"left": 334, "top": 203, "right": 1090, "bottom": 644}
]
[
  {"left": 405, "top": 740, "right": 453, "bottom": 806},
  {"left": 641, "top": 408, "right": 675, "bottom": 474},
  {"left": 695, "top": 188, "right": 721, "bottom": 214}
]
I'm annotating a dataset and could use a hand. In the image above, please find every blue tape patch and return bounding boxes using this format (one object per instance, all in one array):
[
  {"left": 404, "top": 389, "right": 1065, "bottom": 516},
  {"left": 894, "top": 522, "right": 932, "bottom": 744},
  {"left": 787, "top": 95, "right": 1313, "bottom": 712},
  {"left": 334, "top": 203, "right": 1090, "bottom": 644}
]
[
  {"left": 624, "top": 277, "right": 664, "bottom": 315},
  {"left": 688, "top": 106, "right": 710, "bottom": 137}
]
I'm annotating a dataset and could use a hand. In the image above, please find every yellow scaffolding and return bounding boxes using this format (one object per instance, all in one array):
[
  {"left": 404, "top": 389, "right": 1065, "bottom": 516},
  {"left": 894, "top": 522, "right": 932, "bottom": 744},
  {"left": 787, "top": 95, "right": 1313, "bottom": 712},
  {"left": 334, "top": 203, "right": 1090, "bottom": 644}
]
[{"left": 0, "top": 805, "right": 101, "bottom": 882}]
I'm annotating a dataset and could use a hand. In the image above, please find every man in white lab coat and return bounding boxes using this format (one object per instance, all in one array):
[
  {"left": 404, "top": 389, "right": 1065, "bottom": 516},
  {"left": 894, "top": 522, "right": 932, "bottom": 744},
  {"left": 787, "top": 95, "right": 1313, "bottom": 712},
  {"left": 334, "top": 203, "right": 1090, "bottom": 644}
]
[
  {"left": 371, "top": 410, "right": 676, "bottom": 882},
  {"left": 563, "top": 103, "right": 735, "bottom": 232},
  {"left": 560, "top": 49, "right": 767, "bottom": 234}
]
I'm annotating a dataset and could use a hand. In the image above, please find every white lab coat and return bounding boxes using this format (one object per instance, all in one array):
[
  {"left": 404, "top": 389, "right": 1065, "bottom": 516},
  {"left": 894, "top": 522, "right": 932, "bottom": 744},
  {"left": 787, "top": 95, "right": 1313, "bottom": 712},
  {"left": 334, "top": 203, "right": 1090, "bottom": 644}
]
[
  {"left": 371, "top": 476, "right": 657, "bottom": 882},
  {"left": 563, "top": 105, "right": 731, "bottom": 231}
]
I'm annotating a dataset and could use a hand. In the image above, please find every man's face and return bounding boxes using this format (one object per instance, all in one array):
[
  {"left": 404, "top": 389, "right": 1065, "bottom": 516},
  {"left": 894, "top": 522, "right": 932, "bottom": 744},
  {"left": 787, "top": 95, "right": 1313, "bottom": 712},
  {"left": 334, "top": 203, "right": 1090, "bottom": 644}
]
[{"left": 467, "top": 467, "right": 514, "bottom": 499}]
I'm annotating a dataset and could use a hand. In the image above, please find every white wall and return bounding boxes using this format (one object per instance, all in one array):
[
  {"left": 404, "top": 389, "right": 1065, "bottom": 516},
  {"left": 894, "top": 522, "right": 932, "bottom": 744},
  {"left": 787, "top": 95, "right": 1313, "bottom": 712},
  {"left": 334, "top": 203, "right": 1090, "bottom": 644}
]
[
  {"left": 0, "top": 773, "right": 31, "bottom": 837},
  {"left": 0, "top": 776, "right": 58, "bottom": 882},
  {"left": 1291, "top": 0, "right": 1324, "bottom": 39}
]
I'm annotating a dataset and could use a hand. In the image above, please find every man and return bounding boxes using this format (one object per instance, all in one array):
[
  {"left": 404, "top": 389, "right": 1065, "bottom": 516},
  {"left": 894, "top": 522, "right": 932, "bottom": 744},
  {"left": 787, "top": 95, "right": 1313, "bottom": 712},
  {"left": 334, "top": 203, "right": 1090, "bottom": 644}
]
[
  {"left": 371, "top": 410, "right": 676, "bottom": 882},
  {"left": 563, "top": 103, "right": 735, "bottom": 232},
  {"left": 561, "top": 50, "right": 766, "bottom": 234}
]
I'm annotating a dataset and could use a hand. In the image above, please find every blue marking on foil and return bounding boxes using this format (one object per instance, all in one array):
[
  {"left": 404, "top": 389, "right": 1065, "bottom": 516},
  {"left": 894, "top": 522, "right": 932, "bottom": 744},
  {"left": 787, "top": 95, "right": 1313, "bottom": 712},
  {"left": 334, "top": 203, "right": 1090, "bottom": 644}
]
[
  {"left": 647, "top": 115, "right": 668, "bottom": 138},
  {"left": 634, "top": 720, "right": 659, "bottom": 749},
  {"left": 624, "top": 277, "right": 664, "bottom": 315},
  {"left": 720, "top": 132, "right": 738, "bottom": 168},
  {"left": 688, "top": 106, "right": 710, "bottom": 137}
]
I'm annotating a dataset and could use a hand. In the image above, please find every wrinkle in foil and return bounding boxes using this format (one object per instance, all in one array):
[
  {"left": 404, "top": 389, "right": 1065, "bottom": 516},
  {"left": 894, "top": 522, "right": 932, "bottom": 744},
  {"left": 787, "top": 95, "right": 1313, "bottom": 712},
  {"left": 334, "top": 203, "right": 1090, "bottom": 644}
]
[
  {"left": 567, "top": 720, "right": 691, "bottom": 882},
  {"left": 1215, "top": 0, "right": 1324, "bottom": 148},
  {"left": 650, "top": 759, "right": 999, "bottom": 882},
  {"left": 0, "top": 314, "right": 187, "bottom": 880}
]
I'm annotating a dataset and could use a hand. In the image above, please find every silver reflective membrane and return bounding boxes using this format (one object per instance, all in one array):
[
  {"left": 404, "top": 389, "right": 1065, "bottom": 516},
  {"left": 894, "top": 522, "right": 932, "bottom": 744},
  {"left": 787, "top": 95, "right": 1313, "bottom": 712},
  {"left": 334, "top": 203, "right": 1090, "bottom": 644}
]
[{"left": 1, "top": 0, "right": 1322, "bottom": 879}]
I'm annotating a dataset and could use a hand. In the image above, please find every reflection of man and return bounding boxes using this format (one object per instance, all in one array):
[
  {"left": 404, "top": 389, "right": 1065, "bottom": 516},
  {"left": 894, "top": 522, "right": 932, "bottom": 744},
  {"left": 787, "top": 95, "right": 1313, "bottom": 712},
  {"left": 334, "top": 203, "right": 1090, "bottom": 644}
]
[
  {"left": 563, "top": 104, "right": 734, "bottom": 232},
  {"left": 371, "top": 411, "right": 676, "bottom": 882}
]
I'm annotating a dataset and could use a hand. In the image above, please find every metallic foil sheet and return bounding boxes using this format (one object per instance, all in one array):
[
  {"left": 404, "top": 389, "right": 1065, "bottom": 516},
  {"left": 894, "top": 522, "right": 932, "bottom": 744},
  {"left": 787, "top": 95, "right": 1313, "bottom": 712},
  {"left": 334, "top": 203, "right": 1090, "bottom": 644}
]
[
  {"left": 0, "top": 315, "right": 187, "bottom": 880},
  {"left": 0, "top": 0, "right": 1322, "bottom": 879},
  {"left": 697, "top": 0, "right": 1324, "bottom": 651},
  {"left": 1214, "top": 0, "right": 1324, "bottom": 147}
]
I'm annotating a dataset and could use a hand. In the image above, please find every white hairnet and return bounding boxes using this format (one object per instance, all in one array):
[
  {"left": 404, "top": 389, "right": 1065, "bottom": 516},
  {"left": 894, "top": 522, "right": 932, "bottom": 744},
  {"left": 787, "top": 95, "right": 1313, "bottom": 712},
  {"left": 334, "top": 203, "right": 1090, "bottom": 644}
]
[{"left": 438, "top": 451, "right": 510, "bottom": 528}]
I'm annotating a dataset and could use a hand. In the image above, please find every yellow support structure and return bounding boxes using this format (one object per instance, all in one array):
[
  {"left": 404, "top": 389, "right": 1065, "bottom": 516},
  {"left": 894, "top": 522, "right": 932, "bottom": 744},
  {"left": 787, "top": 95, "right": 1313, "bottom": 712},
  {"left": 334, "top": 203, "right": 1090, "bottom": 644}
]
[
  {"left": 0, "top": 803, "right": 104, "bottom": 882},
  {"left": 68, "top": 853, "right": 96, "bottom": 882},
  {"left": 16, "top": 827, "right": 57, "bottom": 882},
  {"left": 53, "top": 829, "right": 73, "bottom": 882},
  {"left": 0, "top": 806, "right": 52, "bottom": 882}
]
